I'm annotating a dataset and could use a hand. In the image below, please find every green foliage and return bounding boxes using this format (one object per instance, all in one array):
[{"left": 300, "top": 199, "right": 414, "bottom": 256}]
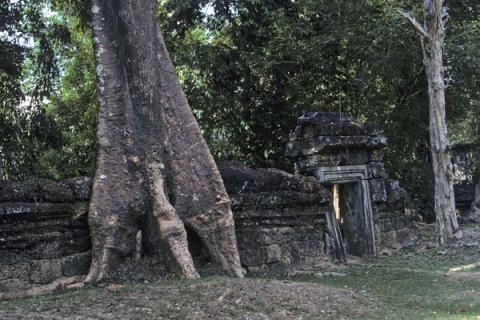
[
  {"left": 159, "top": 0, "right": 480, "bottom": 220},
  {"left": 36, "top": 13, "right": 97, "bottom": 179},
  {"left": 0, "top": 0, "right": 95, "bottom": 179},
  {"left": 1, "top": 0, "right": 479, "bottom": 218},
  {"left": 1, "top": 0, "right": 67, "bottom": 179},
  {"left": 444, "top": 1, "right": 480, "bottom": 143}
]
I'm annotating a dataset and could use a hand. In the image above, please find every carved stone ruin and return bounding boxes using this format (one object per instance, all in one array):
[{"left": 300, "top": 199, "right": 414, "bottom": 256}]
[
  {"left": 286, "top": 112, "right": 412, "bottom": 257},
  {"left": 1, "top": 112, "right": 415, "bottom": 298}
]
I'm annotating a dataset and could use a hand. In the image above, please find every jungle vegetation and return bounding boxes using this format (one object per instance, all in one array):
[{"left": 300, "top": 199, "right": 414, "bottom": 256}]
[{"left": 1, "top": 0, "right": 479, "bottom": 222}]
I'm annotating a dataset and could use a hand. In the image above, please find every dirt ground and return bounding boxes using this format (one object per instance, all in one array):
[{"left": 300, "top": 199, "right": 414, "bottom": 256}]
[
  {"left": 1, "top": 222, "right": 479, "bottom": 319},
  {"left": 0, "top": 276, "right": 381, "bottom": 320}
]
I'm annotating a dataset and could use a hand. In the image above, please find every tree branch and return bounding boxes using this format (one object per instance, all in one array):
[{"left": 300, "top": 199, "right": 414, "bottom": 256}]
[{"left": 397, "top": 10, "right": 429, "bottom": 38}]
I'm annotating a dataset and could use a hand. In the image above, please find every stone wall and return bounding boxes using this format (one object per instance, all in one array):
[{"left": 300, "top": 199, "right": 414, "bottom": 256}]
[
  {"left": 0, "top": 169, "right": 337, "bottom": 296},
  {"left": 0, "top": 178, "right": 92, "bottom": 298},
  {"left": 217, "top": 161, "right": 333, "bottom": 273},
  {"left": 1, "top": 121, "right": 415, "bottom": 297}
]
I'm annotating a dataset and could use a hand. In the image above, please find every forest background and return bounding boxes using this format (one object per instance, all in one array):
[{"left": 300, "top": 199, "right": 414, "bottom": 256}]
[{"left": 1, "top": 0, "right": 479, "bottom": 222}]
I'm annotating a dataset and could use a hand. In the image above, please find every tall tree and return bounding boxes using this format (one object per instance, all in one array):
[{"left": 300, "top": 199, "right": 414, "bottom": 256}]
[
  {"left": 85, "top": 0, "right": 245, "bottom": 281},
  {"left": 399, "top": 0, "right": 459, "bottom": 244}
]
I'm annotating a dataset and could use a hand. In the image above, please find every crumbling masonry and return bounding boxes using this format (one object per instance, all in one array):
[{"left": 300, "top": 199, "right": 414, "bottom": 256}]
[{"left": 1, "top": 112, "right": 417, "bottom": 298}]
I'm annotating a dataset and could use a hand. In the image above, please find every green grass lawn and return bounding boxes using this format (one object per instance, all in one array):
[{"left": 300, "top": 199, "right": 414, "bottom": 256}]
[{"left": 289, "top": 266, "right": 480, "bottom": 319}]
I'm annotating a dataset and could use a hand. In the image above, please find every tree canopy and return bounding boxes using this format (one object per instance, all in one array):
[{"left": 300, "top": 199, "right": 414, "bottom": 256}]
[{"left": 1, "top": 0, "right": 479, "bottom": 221}]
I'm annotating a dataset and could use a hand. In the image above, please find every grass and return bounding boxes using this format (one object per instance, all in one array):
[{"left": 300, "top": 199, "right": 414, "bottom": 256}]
[
  {"left": 371, "top": 247, "right": 480, "bottom": 273},
  {"left": 289, "top": 266, "right": 480, "bottom": 319}
]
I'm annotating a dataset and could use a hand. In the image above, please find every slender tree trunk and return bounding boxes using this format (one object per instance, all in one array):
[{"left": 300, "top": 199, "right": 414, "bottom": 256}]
[
  {"left": 399, "top": 0, "right": 459, "bottom": 245},
  {"left": 86, "top": 0, "right": 245, "bottom": 282}
]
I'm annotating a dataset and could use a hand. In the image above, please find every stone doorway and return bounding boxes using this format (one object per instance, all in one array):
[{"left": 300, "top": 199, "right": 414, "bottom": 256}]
[
  {"left": 320, "top": 165, "right": 376, "bottom": 259},
  {"left": 287, "top": 112, "right": 411, "bottom": 263},
  {"left": 333, "top": 183, "right": 371, "bottom": 258}
]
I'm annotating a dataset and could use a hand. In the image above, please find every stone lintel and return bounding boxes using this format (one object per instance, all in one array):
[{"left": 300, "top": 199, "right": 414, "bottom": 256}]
[{"left": 315, "top": 165, "right": 368, "bottom": 184}]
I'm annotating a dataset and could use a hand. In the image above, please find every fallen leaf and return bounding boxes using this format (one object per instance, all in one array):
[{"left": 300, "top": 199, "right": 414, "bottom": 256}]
[{"left": 106, "top": 284, "right": 124, "bottom": 292}]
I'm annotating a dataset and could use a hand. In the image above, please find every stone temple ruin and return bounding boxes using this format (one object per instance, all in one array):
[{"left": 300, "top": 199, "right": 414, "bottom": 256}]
[
  {"left": 1, "top": 112, "right": 420, "bottom": 298},
  {"left": 285, "top": 112, "right": 411, "bottom": 260}
]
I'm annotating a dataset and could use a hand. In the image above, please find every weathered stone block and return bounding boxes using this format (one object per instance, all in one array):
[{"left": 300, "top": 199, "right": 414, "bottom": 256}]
[
  {"left": 262, "top": 227, "right": 294, "bottom": 245},
  {"left": 35, "top": 180, "right": 75, "bottom": 203},
  {"left": 294, "top": 154, "right": 342, "bottom": 170},
  {"left": 66, "top": 177, "right": 93, "bottom": 201},
  {"left": 239, "top": 248, "right": 266, "bottom": 267},
  {"left": 370, "top": 179, "right": 387, "bottom": 203},
  {"left": 366, "top": 135, "right": 387, "bottom": 149},
  {"left": 234, "top": 229, "right": 262, "bottom": 248},
  {"left": 451, "top": 143, "right": 477, "bottom": 184},
  {"left": 286, "top": 136, "right": 371, "bottom": 157},
  {"left": 368, "top": 149, "right": 383, "bottom": 162},
  {"left": 295, "top": 229, "right": 324, "bottom": 242},
  {"left": 72, "top": 202, "right": 89, "bottom": 219},
  {"left": 295, "top": 151, "right": 370, "bottom": 171},
  {"left": 454, "top": 184, "right": 475, "bottom": 213},
  {"left": 61, "top": 251, "right": 92, "bottom": 277},
  {"left": 217, "top": 161, "right": 322, "bottom": 194},
  {"left": 296, "top": 240, "right": 325, "bottom": 257},
  {"left": 0, "top": 253, "right": 31, "bottom": 280},
  {"left": 266, "top": 244, "right": 282, "bottom": 263},
  {"left": 259, "top": 218, "right": 304, "bottom": 227},
  {"left": 380, "top": 218, "right": 392, "bottom": 232},
  {"left": 0, "top": 202, "right": 79, "bottom": 219},
  {"left": 385, "top": 180, "right": 406, "bottom": 204},
  {"left": 30, "top": 259, "right": 62, "bottom": 284},
  {"left": 367, "top": 163, "right": 387, "bottom": 179},
  {"left": 0, "top": 181, "right": 37, "bottom": 202},
  {"left": 265, "top": 260, "right": 291, "bottom": 272},
  {"left": 0, "top": 279, "right": 32, "bottom": 293}
]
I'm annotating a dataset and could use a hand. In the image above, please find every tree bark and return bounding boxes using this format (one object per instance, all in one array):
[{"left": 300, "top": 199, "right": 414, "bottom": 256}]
[
  {"left": 86, "top": 0, "right": 245, "bottom": 282},
  {"left": 400, "top": 0, "right": 459, "bottom": 245}
]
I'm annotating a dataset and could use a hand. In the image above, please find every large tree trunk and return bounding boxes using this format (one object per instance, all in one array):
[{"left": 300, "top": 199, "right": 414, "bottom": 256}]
[
  {"left": 86, "top": 0, "right": 245, "bottom": 282},
  {"left": 399, "top": 0, "right": 459, "bottom": 245}
]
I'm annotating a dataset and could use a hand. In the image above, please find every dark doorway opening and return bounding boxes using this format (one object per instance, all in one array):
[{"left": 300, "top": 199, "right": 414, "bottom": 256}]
[{"left": 333, "top": 183, "right": 371, "bottom": 259}]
